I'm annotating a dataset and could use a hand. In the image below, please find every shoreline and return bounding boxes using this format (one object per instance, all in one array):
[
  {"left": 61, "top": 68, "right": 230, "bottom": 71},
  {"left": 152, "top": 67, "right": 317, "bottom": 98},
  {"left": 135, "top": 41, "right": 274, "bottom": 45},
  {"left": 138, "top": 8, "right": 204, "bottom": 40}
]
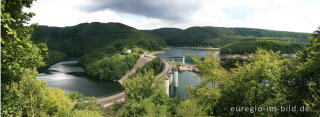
[
  {"left": 220, "top": 53, "right": 297, "bottom": 59},
  {"left": 170, "top": 46, "right": 220, "bottom": 50},
  {"left": 149, "top": 48, "right": 169, "bottom": 55},
  {"left": 149, "top": 47, "right": 220, "bottom": 55}
]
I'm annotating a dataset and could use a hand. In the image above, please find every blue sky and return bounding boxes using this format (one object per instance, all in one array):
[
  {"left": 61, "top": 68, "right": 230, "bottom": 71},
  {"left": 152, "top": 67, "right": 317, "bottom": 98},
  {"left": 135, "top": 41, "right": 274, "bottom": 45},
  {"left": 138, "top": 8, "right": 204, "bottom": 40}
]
[
  {"left": 119, "top": 14, "right": 143, "bottom": 24},
  {"left": 26, "top": 0, "right": 320, "bottom": 33},
  {"left": 222, "top": 6, "right": 250, "bottom": 21}
]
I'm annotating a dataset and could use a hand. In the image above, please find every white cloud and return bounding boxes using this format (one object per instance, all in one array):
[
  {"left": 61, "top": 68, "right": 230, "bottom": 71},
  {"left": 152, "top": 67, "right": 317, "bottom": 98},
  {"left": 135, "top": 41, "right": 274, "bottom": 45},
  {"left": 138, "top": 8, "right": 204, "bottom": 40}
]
[{"left": 26, "top": 0, "right": 320, "bottom": 33}]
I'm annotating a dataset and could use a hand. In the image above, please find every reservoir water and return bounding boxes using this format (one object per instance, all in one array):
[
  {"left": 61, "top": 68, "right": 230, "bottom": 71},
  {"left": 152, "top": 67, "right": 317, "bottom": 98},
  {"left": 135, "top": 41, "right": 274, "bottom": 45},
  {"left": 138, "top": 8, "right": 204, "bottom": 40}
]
[
  {"left": 37, "top": 60, "right": 123, "bottom": 97},
  {"left": 156, "top": 48, "right": 218, "bottom": 98},
  {"left": 37, "top": 48, "right": 217, "bottom": 98}
]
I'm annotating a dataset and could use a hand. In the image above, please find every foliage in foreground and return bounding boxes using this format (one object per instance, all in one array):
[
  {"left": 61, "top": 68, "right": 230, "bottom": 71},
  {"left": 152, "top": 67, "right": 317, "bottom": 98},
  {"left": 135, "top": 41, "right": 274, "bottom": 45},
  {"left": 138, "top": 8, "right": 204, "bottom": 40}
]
[
  {"left": 1, "top": 0, "right": 105, "bottom": 116},
  {"left": 112, "top": 71, "right": 178, "bottom": 117},
  {"left": 187, "top": 28, "right": 320, "bottom": 116},
  {"left": 112, "top": 28, "right": 319, "bottom": 117},
  {"left": 112, "top": 68, "right": 207, "bottom": 117}
]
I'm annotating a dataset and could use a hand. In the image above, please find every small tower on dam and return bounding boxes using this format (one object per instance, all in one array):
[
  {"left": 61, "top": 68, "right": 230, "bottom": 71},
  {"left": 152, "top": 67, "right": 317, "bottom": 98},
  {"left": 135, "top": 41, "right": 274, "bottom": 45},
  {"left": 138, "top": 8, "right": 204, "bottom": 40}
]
[
  {"left": 165, "top": 74, "right": 170, "bottom": 96},
  {"left": 182, "top": 56, "right": 185, "bottom": 65},
  {"left": 174, "top": 70, "right": 179, "bottom": 87}
]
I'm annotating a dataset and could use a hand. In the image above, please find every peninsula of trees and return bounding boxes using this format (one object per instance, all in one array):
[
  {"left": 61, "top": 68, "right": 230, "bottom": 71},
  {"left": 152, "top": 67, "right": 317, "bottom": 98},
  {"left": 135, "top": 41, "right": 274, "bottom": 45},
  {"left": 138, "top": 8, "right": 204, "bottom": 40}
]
[{"left": 31, "top": 22, "right": 166, "bottom": 80}]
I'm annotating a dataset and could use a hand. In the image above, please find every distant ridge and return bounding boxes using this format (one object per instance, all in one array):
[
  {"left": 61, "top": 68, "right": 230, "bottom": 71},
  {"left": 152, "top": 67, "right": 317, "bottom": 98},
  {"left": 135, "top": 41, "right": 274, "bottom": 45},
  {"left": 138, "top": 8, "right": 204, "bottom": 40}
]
[{"left": 143, "top": 26, "right": 311, "bottom": 47}]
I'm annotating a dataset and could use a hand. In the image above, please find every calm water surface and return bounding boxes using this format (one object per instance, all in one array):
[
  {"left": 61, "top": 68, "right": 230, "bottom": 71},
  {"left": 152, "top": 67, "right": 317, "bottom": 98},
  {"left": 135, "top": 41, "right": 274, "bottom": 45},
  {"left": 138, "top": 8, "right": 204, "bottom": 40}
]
[
  {"left": 37, "top": 60, "right": 123, "bottom": 97},
  {"left": 156, "top": 48, "right": 218, "bottom": 98},
  {"left": 38, "top": 48, "right": 217, "bottom": 98}
]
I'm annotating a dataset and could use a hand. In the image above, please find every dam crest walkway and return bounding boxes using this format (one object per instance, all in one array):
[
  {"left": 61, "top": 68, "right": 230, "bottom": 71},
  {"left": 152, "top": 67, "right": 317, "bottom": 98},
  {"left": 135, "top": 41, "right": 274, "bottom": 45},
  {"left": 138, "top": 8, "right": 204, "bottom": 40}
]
[{"left": 94, "top": 53, "right": 171, "bottom": 107}]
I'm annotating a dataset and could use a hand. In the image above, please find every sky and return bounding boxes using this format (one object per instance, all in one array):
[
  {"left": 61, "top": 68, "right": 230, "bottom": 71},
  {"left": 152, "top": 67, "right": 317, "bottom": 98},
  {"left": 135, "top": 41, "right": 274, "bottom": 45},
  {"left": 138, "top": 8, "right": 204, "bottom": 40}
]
[{"left": 25, "top": 0, "right": 320, "bottom": 33}]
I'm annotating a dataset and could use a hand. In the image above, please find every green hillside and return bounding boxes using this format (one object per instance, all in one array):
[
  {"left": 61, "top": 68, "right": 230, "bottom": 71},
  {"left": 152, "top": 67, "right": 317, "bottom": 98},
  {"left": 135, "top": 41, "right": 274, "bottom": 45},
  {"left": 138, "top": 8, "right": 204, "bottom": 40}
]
[
  {"left": 31, "top": 22, "right": 166, "bottom": 64},
  {"left": 31, "top": 22, "right": 166, "bottom": 80},
  {"left": 143, "top": 28, "right": 183, "bottom": 40},
  {"left": 32, "top": 22, "right": 166, "bottom": 57},
  {"left": 143, "top": 26, "right": 311, "bottom": 47},
  {"left": 220, "top": 40, "right": 305, "bottom": 54}
]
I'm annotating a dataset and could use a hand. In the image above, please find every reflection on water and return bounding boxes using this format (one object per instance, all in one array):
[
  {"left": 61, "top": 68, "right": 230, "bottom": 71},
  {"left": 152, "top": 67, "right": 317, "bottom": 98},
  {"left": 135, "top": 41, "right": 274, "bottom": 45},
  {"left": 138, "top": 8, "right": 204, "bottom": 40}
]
[
  {"left": 48, "top": 61, "right": 85, "bottom": 73},
  {"left": 37, "top": 60, "right": 123, "bottom": 97},
  {"left": 156, "top": 48, "right": 217, "bottom": 99},
  {"left": 38, "top": 48, "right": 216, "bottom": 98},
  {"left": 158, "top": 48, "right": 216, "bottom": 58}
]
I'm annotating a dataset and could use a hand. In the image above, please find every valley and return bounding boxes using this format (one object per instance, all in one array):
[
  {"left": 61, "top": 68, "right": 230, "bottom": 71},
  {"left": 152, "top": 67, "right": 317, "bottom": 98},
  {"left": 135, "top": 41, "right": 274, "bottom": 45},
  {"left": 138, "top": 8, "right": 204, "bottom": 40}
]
[{"left": 3, "top": 0, "right": 319, "bottom": 116}]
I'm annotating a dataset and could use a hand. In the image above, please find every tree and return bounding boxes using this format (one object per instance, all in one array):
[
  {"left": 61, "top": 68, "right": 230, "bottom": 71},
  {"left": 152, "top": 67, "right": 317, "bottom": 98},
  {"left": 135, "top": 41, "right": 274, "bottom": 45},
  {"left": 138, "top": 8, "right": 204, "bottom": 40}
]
[
  {"left": 113, "top": 71, "right": 176, "bottom": 117},
  {"left": 189, "top": 35, "right": 320, "bottom": 116},
  {"left": 190, "top": 49, "right": 296, "bottom": 116},
  {"left": 1, "top": 0, "right": 48, "bottom": 116},
  {"left": 71, "top": 110, "right": 102, "bottom": 117},
  {"left": 123, "top": 70, "right": 166, "bottom": 102},
  {"left": 176, "top": 99, "right": 206, "bottom": 116},
  {"left": 1, "top": 0, "right": 105, "bottom": 116},
  {"left": 294, "top": 27, "right": 320, "bottom": 114},
  {"left": 1, "top": 0, "right": 47, "bottom": 85},
  {"left": 220, "top": 49, "right": 289, "bottom": 116},
  {"left": 188, "top": 53, "right": 224, "bottom": 115}
]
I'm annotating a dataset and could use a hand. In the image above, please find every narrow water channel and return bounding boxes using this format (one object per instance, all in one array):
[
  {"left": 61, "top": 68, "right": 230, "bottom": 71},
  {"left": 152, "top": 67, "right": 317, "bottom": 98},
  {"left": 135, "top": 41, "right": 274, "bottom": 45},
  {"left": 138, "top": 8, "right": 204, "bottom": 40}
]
[
  {"left": 37, "top": 59, "right": 123, "bottom": 97},
  {"left": 156, "top": 48, "right": 219, "bottom": 99}
]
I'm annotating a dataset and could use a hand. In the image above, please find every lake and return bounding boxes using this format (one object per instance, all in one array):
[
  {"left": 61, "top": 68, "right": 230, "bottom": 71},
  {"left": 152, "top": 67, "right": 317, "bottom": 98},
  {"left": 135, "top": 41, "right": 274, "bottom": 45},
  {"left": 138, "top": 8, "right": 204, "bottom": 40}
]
[
  {"left": 37, "top": 60, "right": 123, "bottom": 97},
  {"left": 37, "top": 48, "right": 217, "bottom": 98}
]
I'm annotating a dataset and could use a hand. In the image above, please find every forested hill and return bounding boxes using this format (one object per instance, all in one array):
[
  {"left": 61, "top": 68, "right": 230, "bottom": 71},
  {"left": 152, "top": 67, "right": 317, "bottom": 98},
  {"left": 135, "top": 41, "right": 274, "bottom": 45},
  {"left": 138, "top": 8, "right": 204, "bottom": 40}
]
[
  {"left": 143, "top": 26, "right": 311, "bottom": 47},
  {"left": 31, "top": 22, "right": 166, "bottom": 71},
  {"left": 220, "top": 40, "right": 305, "bottom": 54},
  {"left": 31, "top": 22, "right": 166, "bottom": 57},
  {"left": 143, "top": 28, "right": 184, "bottom": 40}
]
